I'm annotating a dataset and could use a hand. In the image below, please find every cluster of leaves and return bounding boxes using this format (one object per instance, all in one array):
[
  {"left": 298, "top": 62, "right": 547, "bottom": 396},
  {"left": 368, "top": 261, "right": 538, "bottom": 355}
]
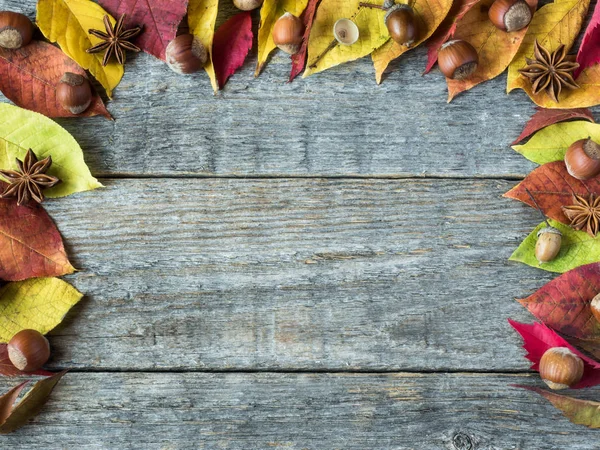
[{"left": 0, "top": 102, "right": 100, "bottom": 432}]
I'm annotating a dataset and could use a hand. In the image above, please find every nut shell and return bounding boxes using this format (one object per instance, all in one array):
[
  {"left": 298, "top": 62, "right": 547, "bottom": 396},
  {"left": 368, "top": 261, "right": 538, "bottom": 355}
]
[
  {"left": 437, "top": 40, "right": 479, "bottom": 80},
  {"left": 233, "top": 0, "right": 264, "bottom": 10},
  {"left": 7, "top": 329, "right": 50, "bottom": 372},
  {"left": 272, "top": 12, "right": 304, "bottom": 55},
  {"left": 0, "top": 11, "right": 34, "bottom": 49},
  {"left": 333, "top": 18, "right": 359, "bottom": 46},
  {"left": 488, "top": 0, "right": 533, "bottom": 32},
  {"left": 535, "top": 226, "right": 562, "bottom": 264},
  {"left": 56, "top": 72, "right": 93, "bottom": 114},
  {"left": 166, "top": 34, "right": 208, "bottom": 75},
  {"left": 385, "top": 5, "right": 418, "bottom": 47},
  {"left": 591, "top": 293, "right": 600, "bottom": 324},
  {"left": 565, "top": 138, "right": 600, "bottom": 180},
  {"left": 539, "top": 347, "right": 584, "bottom": 390}
]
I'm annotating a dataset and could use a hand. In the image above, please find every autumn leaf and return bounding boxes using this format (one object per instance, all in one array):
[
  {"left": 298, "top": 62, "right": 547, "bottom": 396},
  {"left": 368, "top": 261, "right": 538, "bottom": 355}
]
[
  {"left": 188, "top": 0, "right": 219, "bottom": 92},
  {"left": 0, "top": 383, "right": 28, "bottom": 425},
  {"left": 503, "top": 161, "right": 600, "bottom": 224},
  {"left": 512, "top": 108, "right": 594, "bottom": 145},
  {"left": 97, "top": 0, "right": 188, "bottom": 60},
  {"left": 575, "top": 1, "right": 600, "bottom": 78},
  {"left": 0, "top": 103, "right": 102, "bottom": 198},
  {"left": 0, "top": 41, "right": 111, "bottom": 120},
  {"left": 304, "top": 0, "right": 390, "bottom": 78},
  {"left": 212, "top": 12, "right": 253, "bottom": 89},
  {"left": 513, "top": 120, "right": 600, "bottom": 164},
  {"left": 509, "top": 320, "right": 600, "bottom": 389},
  {"left": 0, "top": 372, "right": 66, "bottom": 434},
  {"left": 0, "top": 279, "right": 83, "bottom": 342},
  {"left": 36, "top": 0, "right": 124, "bottom": 98},
  {"left": 371, "top": 0, "right": 452, "bottom": 84},
  {"left": 0, "top": 345, "right": 52, "bottom": 377},
  {"left": 256, "top": 0, "right": 309, "bottom": 76},
  {"left": 290, "top": 0, "right": 321, "bottom": 81},
  {"left": 423, "top": 0, "right": 479, "bottom": 74}
]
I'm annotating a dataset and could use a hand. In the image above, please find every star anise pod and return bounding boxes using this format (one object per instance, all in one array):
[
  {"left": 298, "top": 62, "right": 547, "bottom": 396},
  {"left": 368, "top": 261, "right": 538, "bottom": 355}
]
[
  {"left": 562, "top": 194, "right": 600, "bottom": 237},
  {"left": 518, "top": 40, "right": 580, "bottom": 103},
  {"left": 86, "top": 14, "right": 142, "bottom": 67},
  {"left": 0, "top": 149, "right": 60, "bottom": 206}
]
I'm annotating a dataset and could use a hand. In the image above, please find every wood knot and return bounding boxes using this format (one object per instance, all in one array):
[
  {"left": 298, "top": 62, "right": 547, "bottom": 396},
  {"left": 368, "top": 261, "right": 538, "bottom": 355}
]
[{"left": 452, "top": 432, "right": 474, "bottom": 450}]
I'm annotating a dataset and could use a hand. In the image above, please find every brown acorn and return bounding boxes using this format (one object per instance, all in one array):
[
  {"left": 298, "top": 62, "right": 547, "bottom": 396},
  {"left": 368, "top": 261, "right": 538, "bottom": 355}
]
[
  {"left": 385, "top": 4, "right": 418, "bottom": 47},
  {"left": 165, "top": 34, "right": 208, "bottom": 75},
  {"left": 564, "top": 138, "right": 600, "bottom": 180},
  {"left": 539, "top": 347, "right": 584, "bottom": 390},
  {"left": 56, "top": 72, "right": 93, "bottom": 114},
  {"left": 488, "top": 0, "right": 533, "bottom": 32},
  {"left": 272, "top": 13, "right": 304, "bottom": 55},
  {"left": 7, "top": 329, "right": 50, "bottom": 372},
  {"left": 437, "top": 40, "right": 479, "bottom": 80},
  {"left": 535, "top": 226, "right": 562, "bottom": 264},
  {"left": 0, "top": 11, "right": 34, "bottom": 49}
]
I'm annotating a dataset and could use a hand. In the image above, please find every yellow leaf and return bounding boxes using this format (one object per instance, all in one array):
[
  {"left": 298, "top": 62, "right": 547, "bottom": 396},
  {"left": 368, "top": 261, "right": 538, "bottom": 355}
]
[
  {"left": 189, "top": 0, "right": 220, "bottom": 93},
  {"left": 36, "top": 0, "right": 124, "bottom": 98},
  {"left": 0, "top": 278, "right": 83, "bottom": 343},
  {"left": 303, "top": 0, "right": 389, "bottom": 77},
  {"left": 506, "top": 0, "right": 590, "bottom": 97},
  {"left": 371, "top": 0, "right": 452, "bottom": 84},
  {"left": 446, "top": 0, "right": 536, "bottom": 101},
  {"left": 256, "top": 0, "right": 310, "bottom": 76}
]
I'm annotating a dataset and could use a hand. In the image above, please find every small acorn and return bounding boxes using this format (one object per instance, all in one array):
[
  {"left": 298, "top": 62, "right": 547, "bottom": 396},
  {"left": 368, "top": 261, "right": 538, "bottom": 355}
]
[
  {"left": 591, "top": 293, "right": 600, "bottom": 323},
  {"left": 564, "top": 138, "right": 600, "bottom": 180},
  {"left": 0, "top": 11, "right": 34, "bottom": 49},
  {"left": 233, "top": 0, "right": 263, "bottom": 10},
  {"left": 165, "top": 34, "right": 208, "bottom": 75},
  {"left": 333, "top": 18, "right": 360, "bottom": 46},
  {"left": 535, "top": 226, "right": 562, "bottom": 264},
  {"left": 539, "top": 347, "right": 584, "bottom": 390},
  {"left": 272, "top": 13, "right": 304, "bottom": 55},
  {"left": 488, "top": 0, "right": 533, "bottom": 32},
  {"left": 385, "top": 4, "right": 418, "bottom": 47},
  {"left": 437, "top": 40, "right": 479, "bottom": 80},
  {"left": 7, "top": 329, "right": 50, "bottom": 372},
  {"left": 56, "top": 72, "right": 92, "bottom": 114}
]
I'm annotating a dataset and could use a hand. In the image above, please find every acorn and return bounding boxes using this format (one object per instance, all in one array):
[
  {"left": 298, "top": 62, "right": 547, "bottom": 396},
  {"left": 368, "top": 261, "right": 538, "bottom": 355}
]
[
  {"left": 564, "top": 138, "right": 600, "bottom": 180},
  {"left": 7, "top": 329, "right": 50, "bottom": 372},
  {"left": 535, "top": 226, "right": 562, "bottom": 264},
  {"left": 165, "top": 34, "right": 208, "bottom": 75},
  {"left": 333, "top": 18, "right": 360, "bottom": 45},
  {"left": 539, "top": 347, "right": 584, "bottom": 390},
  {"left": 437, "top": 40, "right": 479, "bottom": 80},
  {"left": 488, "top": 0, "right": 533, "bottom": 32},
  {"left": 0, "top": 11, "right": 34, "bottom": 49},
  {"left": 385, "top": 4, "right": 418, "bottom": 47},
  {"left": 591, "top": 293, "right": 600, "bottom": 323},
  {"left": 56, "top": 73, "right": 93, "bottom": 114},
  {"left": 233, "top": 0, "right": 263, "bottom": 10},
  {"left": 272, "top": 13, "right": 304, "bottom": 55}
]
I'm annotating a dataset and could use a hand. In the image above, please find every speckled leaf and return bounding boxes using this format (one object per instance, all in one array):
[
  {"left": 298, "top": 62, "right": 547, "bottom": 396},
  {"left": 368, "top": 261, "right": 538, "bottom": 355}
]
[
  {"left": 188, "top": 0, "right": 220, "bottom": 92},
  {"left": 512, "top": 108, "right": 594, "bottom": 145}
]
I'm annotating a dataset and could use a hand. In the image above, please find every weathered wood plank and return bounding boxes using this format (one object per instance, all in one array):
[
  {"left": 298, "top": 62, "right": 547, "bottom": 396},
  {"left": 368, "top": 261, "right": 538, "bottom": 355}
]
[
  {"left": 0, "top": 372, "right": 597, "bottom": 449},
  {"left": 34, "top": 177, "right": 550, "bottom": 371}
]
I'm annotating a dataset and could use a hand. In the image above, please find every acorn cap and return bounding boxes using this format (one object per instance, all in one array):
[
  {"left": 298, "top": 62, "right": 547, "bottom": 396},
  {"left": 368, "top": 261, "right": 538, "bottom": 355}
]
[
  {"left": 333, "top": 18, "right": 359, "bottom": 45},
  {"left": 384, "top": 4, "right": 412, "bottom": 24},
  {"left": 537, "top": 226, "right": 562, "bottom": 238}
]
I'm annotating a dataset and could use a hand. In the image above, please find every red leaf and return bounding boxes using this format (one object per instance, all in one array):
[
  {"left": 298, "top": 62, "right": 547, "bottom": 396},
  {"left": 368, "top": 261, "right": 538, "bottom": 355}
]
[
  {"left": 509, "top": 320, "right": 600, "bottom": 389},
  {"left": 0, "top": 345, "right": 53, "bottom": 377},
  {"left": 289, "top": 0, "right": 322, "bottom": 82},
  {"left": 512, "top": 107, "right": 595, "bottom": 145},
  {"left": 423, "top": 0, "right": 480, "bottom": 74},
  {"left": 98, "top": 0, "right": 189, "bottom": 61},
  {"left": 518, "top": 263, "right": 600, "bottom": 340},
  {"left": 503, "top": 161, "right": 600, "bottom": 224},
  {"left": 0, "top": 41, "right": 111, "bottom": 120},
  {"left": 575, "top": 1, "right": 600, "bottom": 78},
  {"left": 212, "top": 12, "right": 254, "bottom": 90},
  {"left": 0, "top": 194, "right": 74, "bottom": 281}
]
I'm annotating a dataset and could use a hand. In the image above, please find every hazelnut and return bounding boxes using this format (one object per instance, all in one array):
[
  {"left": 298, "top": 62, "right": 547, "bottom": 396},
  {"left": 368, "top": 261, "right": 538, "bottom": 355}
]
[
  {"left": 488, "top": 0, "right": 533, "bottom": 32},
  {"left": 165, "top": 34, "right": 208, "bottom": 75},
  {"left": 56, "top": 72, "right": 92, "bottom": 114},
  {"left": 539, "top": 347, "right": 584, "bottom": 390},
  {"left": 7, "top": 329, "right": 50, "bottom": 372},
  {"left": 333, "top": 18, "right": 360, "bottom": 46},
  {"left": 564, "top": 138, "right": 600, "bottom": 180},
  {"left": 437, "top": 40, "right": 479, "bottom": 80},
  {"left": 233, "top": 0, "right": 263, "bottom": 10},
  {"left": 385, "top": 4, "right": 418, "bottom": 47},
  {"left": 272, "top": 13, "right": 304, "bottom": 55},
  {"left": 535, "top": 226, "right": 562, "bottom": 264},
  {"left": 591, "top": 293, "right": 600, "bottom": 323},
  {"left": 0, "top": 11, "right": 34, "bottom": 49}
]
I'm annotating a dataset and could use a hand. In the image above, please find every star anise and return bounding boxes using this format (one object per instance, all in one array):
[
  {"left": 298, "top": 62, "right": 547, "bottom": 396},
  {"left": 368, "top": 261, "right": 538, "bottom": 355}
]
[
  {"left": 518, "top": 40, "right": 580, "bottom": 103},
  {"left": 562, "top": 194, "right": 600, "bottom": 237},
  {"left": 0, "top": 149, "right": 60, "bottom": 205},
  {"left": 86, "top": 14, "right": 142, "bottom": 67}
]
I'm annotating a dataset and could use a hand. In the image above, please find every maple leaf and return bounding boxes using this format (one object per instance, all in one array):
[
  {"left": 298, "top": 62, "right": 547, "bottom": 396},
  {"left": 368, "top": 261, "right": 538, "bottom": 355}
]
[
  {"left": 212, "top": 12, "right": 254, "bottom": 90},
  {"left": 290, "top": 0, "right": 322, "bottom": 82},
  {"left": 575, "top": 1, "right": 600, "bottom": 78},
  {"left": 98, "top": 0, "right": 189, "bottom": 61},
  {"left": 512, "top": 107, "right": 594, "bottom": 145}
]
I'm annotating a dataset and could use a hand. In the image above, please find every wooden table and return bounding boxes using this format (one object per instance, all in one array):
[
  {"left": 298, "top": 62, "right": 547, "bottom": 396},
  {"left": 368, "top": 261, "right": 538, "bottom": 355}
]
[{"left": 2, "top": 1, "right": 600, "bottom": 447}]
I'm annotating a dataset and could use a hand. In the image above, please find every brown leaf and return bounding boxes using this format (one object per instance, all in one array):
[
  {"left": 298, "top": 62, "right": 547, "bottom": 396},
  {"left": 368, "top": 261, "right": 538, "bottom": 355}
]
[
  {"left": 0, "top": 382, "right": 28, "bottom": 425},
  {"left": 512, "top": 107, "right": 595, "bottom": 145},
  {"left": 0, "top": 345, "right": 53, "bottom": 377},
  {"left": 0, "top": 41, "right": 111, "bottom": 120}
]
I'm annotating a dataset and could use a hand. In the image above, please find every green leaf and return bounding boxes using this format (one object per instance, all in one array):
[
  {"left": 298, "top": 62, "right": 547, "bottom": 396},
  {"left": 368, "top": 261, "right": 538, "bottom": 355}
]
[
  {"left": 510, "top": 220, "right": 600, "bottom": 273},
  {"left": 0, "top": 278, "right": 83, "bottom": 343},
  {"left": 0, "top": 103, "right": 102, "bottom": 198},
  {"left": 513, "top": 121, "right": 600, "bottom": 165}
]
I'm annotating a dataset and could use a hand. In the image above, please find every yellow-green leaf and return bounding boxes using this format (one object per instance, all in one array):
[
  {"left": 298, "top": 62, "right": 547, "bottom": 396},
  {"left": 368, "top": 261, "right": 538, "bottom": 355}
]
[
  {"left": 371, "top": 0, "right": 452, "bottom": 84},
  {"left": 303, "top": 0, "right": 389, "bottom": 77},
  {"left": 513, "top": 121, "right": 600, "bottom": 164},
  {"left": 256, "top": 0, "right": 309, "bottom": 76},
  {"left": 0, "top": 278, "right": 83, "bottom": 343},
  {"left": 188, "top": 0, "right": 219, "bottom": 93},
  {"left": 0, "top": 103, "right": 102, "bottom": 198},
  {"left": 510, "top": 220, "right": 600, "bottom": 273},
  {"left": 36, "top": 0, "right": 124, "bottom": 98}
]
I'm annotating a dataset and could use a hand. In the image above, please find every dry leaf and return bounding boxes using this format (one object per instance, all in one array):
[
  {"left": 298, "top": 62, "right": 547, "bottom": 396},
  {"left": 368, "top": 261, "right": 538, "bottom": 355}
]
[
  {"left": 290, "top": 0, "right": 322, "bottom": 81},
  {"left": 512, "top": 107, "right": 594, "bottom": 145},
  {"left": 212, "top": 12, "right": 254, "bottom": 89},
  {"left": 0, "top": 383, "right": 28, "bottom": 426},
  {"left": 188, "top": 0, "right": 219, "bottom": 92}
]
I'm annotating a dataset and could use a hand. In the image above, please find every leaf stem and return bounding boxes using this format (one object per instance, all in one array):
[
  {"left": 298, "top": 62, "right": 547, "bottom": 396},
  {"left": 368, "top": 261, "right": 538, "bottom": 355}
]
[
  {"left": 309, "top": 40, "right": 338, "bottom": 69},
  {"left": 524, "top": 188, "right": 551, "bottom": 228},
  {"left": 359, "top": 2, "right": 388, "bottom": 9}
]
